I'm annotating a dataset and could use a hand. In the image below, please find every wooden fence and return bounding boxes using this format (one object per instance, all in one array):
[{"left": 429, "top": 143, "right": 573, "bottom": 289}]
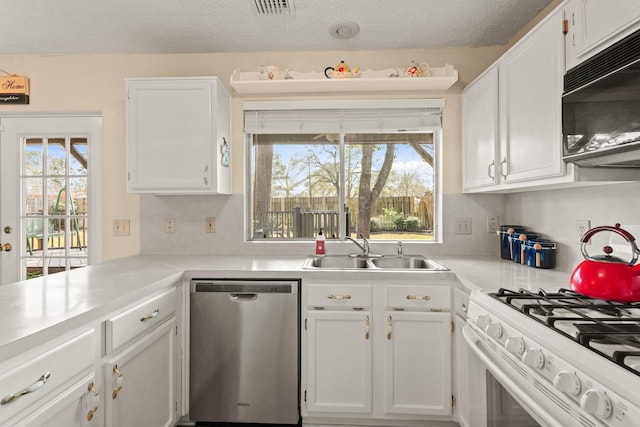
[{"left": 255, "top": 195, "right": 433, "bottom": 238}]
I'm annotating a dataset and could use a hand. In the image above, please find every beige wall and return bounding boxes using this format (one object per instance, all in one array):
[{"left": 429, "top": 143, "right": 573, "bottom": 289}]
[{"left": 0, "top": 47, "right": 505, "bottom": 259}]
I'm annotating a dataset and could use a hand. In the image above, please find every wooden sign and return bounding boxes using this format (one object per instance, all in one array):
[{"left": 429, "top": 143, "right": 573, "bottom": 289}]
[{"left": 0, "top": 75, "right": 30, "bottom": 104}]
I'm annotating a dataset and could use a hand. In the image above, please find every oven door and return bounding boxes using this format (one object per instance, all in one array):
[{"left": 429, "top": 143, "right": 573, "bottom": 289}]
[{"left": 462, "top": 325, "right": 561, "bottom": 427}]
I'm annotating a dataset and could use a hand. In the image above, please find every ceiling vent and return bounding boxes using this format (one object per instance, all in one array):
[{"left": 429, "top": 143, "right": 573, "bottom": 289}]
[{"left": 252, "top": 0, "right": 295, "bottom": 15}]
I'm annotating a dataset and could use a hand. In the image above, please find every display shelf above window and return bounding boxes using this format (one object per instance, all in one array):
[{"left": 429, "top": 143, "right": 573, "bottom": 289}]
[{"left": 230, "top": 64, "right": 458, "bottom": 95}]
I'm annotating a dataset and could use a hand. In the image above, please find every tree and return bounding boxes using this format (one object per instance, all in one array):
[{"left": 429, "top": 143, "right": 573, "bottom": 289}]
[
  {"left": 253, "top": 142, "right": 273, "bottom": 234},
  {"left": 356, "top": 144, "right": 395, "bottom": 237},
  {"left": 272, "top": 153, "right": 307, "bottom": 197}
]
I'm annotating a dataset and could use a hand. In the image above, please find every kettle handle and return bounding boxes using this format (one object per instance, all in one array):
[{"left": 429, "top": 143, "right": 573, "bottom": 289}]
[
  {"left": 324, "top": 67, "right": 334, "bottom": 79},
  {"left": 580, "top": 223, "right": 640, "bottom": 266}
]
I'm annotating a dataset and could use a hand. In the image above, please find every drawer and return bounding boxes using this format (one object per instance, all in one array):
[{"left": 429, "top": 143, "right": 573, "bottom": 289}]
[
  {"left": 306, "top": 284, "right": 371, "bottom": 308},
  {"left": 0, "top": 329, "right": 95, "bottom": 423},
  {"left": 386, "top": 285, "right": 451, "bottom": 310},
  {"left": 106, "top": 287, "right": 177, "bottom": 352}
]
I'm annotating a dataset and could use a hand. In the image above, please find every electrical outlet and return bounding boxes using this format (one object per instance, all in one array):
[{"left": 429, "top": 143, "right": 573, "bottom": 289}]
[
  {"left": 487, "top": 215, "right": 500, "bottom": 234},
  {"left": 206, "top": 217, "right": 216, "bottom": 233},
  {"left": 165, "top": 218, "right": 175, "bottom": 234},
  {"left": 454, "top": 217, "right": 472, "bottom": 234},
  {"left": 576, "top": 219, "right": 591, "bottom": 243},
  {"left": 113, "top": 219, "right": 130, "bottom": 236}
]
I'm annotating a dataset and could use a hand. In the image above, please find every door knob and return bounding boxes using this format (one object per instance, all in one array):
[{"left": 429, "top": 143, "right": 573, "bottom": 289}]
[{"left": 0, "top": 243, "right": 12, "bottom": 252}]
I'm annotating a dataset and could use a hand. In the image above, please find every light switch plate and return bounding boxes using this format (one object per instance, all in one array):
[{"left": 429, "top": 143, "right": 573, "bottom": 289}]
[
  {"left": 206, "top": 217, "right": 216, "bottom": 233},
  {"left": 113, "top": 219, "right": 130, "bottom": 236},
  {"left": 454, "top": 217, "right": 472, "bottom": 234}
]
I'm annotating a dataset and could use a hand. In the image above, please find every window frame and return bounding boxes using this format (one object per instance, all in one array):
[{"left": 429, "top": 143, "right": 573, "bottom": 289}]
[{"left": 243, "top": 100, "right": 444, "bottom": 244}]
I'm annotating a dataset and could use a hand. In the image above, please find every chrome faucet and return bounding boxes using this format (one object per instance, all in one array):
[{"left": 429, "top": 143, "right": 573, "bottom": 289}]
[
  {"left": 345, "top": 234, "right": 370, "bottom": 257},
  {"left": 396, "top": 241, "right": 403, "bottom": 258}
]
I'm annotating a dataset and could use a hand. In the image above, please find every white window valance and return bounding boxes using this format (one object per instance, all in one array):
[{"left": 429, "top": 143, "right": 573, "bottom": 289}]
[{"left": 243, "top": 99, "right": 444, "bottom": 134}]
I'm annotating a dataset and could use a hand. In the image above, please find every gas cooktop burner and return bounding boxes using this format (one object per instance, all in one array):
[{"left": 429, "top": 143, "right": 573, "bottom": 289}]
[{"left": 489, "top": 288, "right": 640, "bottom": 376}]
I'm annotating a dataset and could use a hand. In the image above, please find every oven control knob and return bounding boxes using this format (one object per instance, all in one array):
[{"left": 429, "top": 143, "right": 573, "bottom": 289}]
[
  {"left": 505, "top": 336, "right": 525, "bottom": 355},
  {"left": 522, "top": 349, "right": 544, "bottom": 369},
  {"left": 486, "top": 322, "right": 503, "bottom": 339},
  {"left": 476, "top": 314, "right": 491, "bottom": 330},
  {"left": 553, "top": 371, "right": 581, "bottom": 396},
  {"left": 580, "top": 389, "right": 612, "bottom": 419}
]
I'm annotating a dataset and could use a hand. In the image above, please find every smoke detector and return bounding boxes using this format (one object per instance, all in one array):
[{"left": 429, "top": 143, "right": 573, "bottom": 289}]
[
  {"left": 329, "top": 21, "right": 360, "bottom": 39},
  {"left": 252, "top": 0, "right": 296, "bottom": 15}
]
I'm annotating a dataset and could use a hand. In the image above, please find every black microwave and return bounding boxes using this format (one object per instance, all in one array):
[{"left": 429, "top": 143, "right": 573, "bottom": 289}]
[{"left": 562, "top": 28, "right": 640, "bottom": 167}]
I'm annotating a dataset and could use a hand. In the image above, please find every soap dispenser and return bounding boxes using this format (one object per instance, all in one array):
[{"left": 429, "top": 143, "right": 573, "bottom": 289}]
[{"left": 315, "top": 229, "right": 326, "bottom": 256}]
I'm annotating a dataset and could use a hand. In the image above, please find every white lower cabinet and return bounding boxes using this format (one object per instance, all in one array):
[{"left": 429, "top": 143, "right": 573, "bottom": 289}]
[
  {"left": 384, "top": 311, "right": 452, "bottom": 416},
  {"left": 104, "top": 317, "right": 177, "bottom": 427},
  {"left": 306, "top": 310, "right": 373, "bottom": 414},
  {"left": 0, "top": 328, "right": 99, "bottom": 427},
  {"left": 303, "top": 282, "right": 453, "bottom": 424}
]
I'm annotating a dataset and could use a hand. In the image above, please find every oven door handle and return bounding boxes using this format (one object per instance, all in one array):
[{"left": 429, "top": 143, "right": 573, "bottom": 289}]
[{"left": 462, "top": 325, "right": 564, "bottom": 427}]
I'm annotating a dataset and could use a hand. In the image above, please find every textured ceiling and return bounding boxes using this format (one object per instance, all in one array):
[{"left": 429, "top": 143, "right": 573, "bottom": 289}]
[{"left": 0, "top": 0, "right": 554, "bottom": 55}]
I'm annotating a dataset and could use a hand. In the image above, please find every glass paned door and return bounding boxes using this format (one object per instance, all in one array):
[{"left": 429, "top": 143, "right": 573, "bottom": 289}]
[
  {"left": 23, "top": 137, "right": 89, "bottom": 278},
  {"left": 0, "top": 116, "right": 101, "bottom": 284}
]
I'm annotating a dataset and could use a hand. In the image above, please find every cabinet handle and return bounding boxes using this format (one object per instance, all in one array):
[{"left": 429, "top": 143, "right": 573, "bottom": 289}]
[
  {"left": 499, "top": 157, "right": 508, "bottom": 179},
  {"left": 86, "top": 382, "right": 100, "bottom": 421},
  {"left": 487, "top": 160, "right": 496, "bottom": 179},
  {"left": 328, "top": 294, "right": 351, "bottom": 300},
  {"left": 386, "top": 315, "right": 393, "bottom": 340},
  {"left": 364, "top": 315, "right": 370, "bottom": 340},
  {"left": 406, "top": 294, "right": 431, "bottom": 301},
  {"left": 140, "top": 309, "right": 159, "bottom": 322},
  {"left": 112, "top": 365, "right": 124, "bottom": 400},
  {"left": 204, "top": 165, "right": 209, "bottom": 186},
  {"left": 1, "top": 372, "right": 51, "bottom": 405}
]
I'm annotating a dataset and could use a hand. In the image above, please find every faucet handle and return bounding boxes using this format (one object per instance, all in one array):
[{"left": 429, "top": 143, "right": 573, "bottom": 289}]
[{"left": 396, "top": 241, "right": 403, "bottom": 257}]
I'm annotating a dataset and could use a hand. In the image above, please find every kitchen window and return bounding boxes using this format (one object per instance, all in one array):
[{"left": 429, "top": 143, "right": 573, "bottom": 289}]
[{"left": 244, "top": 100, "right": 443, "bottom": 242}]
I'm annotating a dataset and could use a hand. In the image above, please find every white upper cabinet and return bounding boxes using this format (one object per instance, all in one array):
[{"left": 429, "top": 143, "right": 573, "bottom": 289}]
[
  {"left": 462, "top": 65, "right": 499, "bottom": 190},
  {"left": 498, "top": 9, "right": 565, "bottom": 184},
  {"left": 463, "top": 9, "right": 565, "bottom": 192},
  {"left": 126, "top": 77, "right": 231, "bottom": 194},
  {"left": 565, "top": 0, "right": 640, "bottom": 70}
]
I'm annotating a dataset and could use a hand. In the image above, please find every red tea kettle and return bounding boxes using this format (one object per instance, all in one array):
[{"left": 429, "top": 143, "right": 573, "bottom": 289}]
[{"left": 570, "top": 223, "right": 640, "bottom": 302}]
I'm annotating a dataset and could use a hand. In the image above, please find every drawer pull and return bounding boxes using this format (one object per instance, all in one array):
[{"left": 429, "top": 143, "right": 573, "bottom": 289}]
[
  {"left": 406, "top": 295, "right": 431, "bottom": 301},
  {"left": 112, "top": 365, "right": 124, "bottom": 399},
  {"left": 1, "top": 372, "right": 51, "bottom": 405},
  {"left": 328, "top": 294, "right": 352, "bottom": 300},
  {"left": 86, "top": 382, "right": 100, "bottom": 421},
  {"left": 140, "top": 309, "right": 159, "bottom": 322}
]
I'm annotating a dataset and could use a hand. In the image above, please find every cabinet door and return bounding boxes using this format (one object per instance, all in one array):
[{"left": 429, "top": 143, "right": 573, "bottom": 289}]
[
  {"left": 126, "top": 78, "right": 231, "bottom": 194},
  {"left": 11, "top": 376, "right": 99, "bottom": 427},
  {"left": 462, "top": 65, "right": 499, "bottom": 190},
  {"left": 499, "top": 9, "right": 565, "bottom": 184},
  {"left": 570, "top": 0, "right": 640, "bottom": 67},
  {"left": 104, "top": 318, "right": 177, "bottom": 427},
  {"left": 383, "top": 311, "right": 452, "bottom": 416},
  {"left": 306, "top": 310, "right": 372, "bottom": 414}
]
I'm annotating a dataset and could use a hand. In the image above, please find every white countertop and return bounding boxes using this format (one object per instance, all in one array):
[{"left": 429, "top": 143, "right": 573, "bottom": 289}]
[{"left": 0, "top": 253, "right": 572, "bottom": 360}]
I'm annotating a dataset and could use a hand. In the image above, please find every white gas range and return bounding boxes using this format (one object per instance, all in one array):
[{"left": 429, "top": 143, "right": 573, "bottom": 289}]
[{"left": 463, "top": 287, "right": 640, "bottom": 427}]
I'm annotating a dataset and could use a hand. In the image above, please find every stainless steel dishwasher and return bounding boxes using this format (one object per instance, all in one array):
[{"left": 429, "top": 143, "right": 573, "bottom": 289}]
[{"left": 189, "top": 278, "right": 300, "bottom": 425}]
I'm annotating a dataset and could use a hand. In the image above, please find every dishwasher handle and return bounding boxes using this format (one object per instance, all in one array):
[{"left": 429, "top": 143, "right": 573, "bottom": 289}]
[
  {"left": 230, "top": 293, "right": 258, "bottom": 301},
  {"left": 191, "top": 279, "right": 298, "bottom": 294}
]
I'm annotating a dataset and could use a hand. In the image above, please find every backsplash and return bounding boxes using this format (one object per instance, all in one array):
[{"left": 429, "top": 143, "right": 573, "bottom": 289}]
[
  {"left": 140, "top": 193, "right": 505, "bottom": 258},
  {"left": 505, "top": 181, "right": 640, "bottom": 273},
  {"left": 139, "top": 182, "right": 640, "bottom": 272}
]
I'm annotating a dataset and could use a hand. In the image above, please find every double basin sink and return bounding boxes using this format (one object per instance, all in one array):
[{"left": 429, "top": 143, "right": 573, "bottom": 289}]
[{"left": 303, "top": 255, "right": 448, "bottom": 271}]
